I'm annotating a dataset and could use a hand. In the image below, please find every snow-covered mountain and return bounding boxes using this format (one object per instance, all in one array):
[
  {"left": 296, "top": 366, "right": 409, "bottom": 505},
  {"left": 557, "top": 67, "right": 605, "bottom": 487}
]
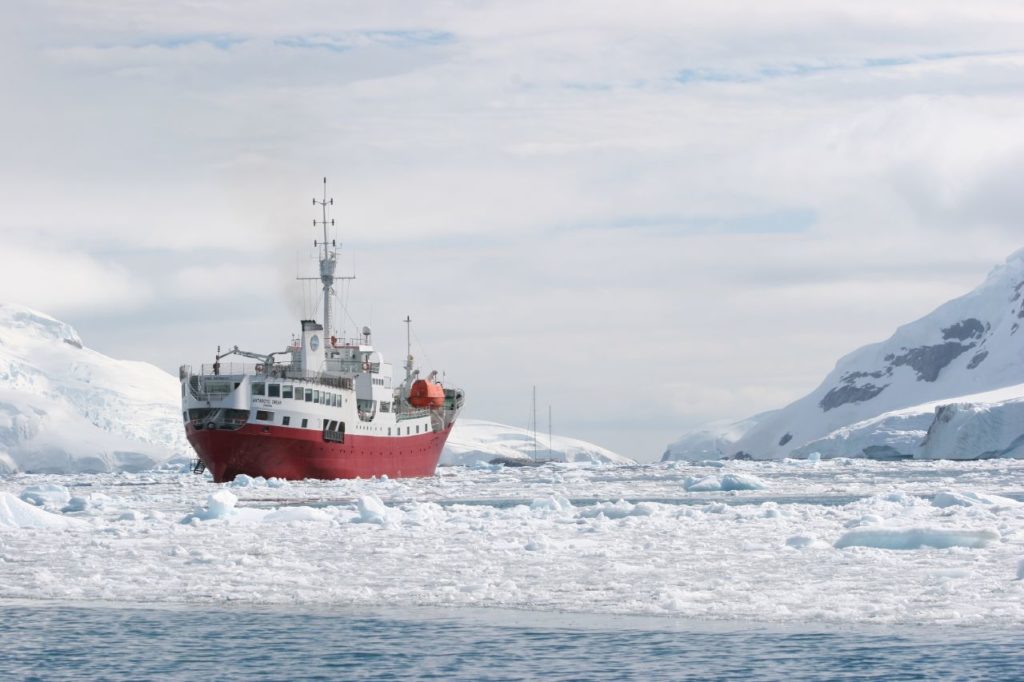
[
  {"left": 0, "top": 304, "right": 188, "bottom": 473},
  {"left": 664, "top": 249, "right": 1024, "bottom": 461},
  {"left": 0, "top": 304, "right": 629, "bottom": 473},
  {"left": 441, "top": 419, "right": 635, "bottom": 466}
]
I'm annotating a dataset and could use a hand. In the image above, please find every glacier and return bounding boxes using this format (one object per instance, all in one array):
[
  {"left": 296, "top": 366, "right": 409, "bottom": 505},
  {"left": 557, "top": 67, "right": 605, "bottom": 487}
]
[{"left": 665, "top": 249, "right": 1024, "bottom": 462}]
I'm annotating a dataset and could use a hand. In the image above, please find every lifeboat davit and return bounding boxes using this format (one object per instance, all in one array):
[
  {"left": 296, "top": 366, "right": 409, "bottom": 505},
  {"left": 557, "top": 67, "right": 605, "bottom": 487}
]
[{"left": 408, "top": 379, "right": 445, "bottom": 408}]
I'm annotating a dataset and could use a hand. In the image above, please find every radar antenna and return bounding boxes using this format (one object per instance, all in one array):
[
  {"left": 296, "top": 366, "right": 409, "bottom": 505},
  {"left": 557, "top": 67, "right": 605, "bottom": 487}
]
[{"left": 298, "top": 177, "right": 355, "bottom": 354}]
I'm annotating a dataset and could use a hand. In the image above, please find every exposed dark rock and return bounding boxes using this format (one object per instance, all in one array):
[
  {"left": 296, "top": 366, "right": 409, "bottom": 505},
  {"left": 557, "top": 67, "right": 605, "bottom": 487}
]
[
  {"left": 941, "top": 318, "right": 986, "bottom": 341},
  {"left": 890, "top": 341, "right": 974, "bottom": 382},
  {"left": 884, "top": 353, "right": 895, "bottom": 362},
  {"left": 1013, "top": 281, "right": 1024, "bottom": 302},
  {"left": 966, "top": 350, "right": 989, "bottom": 370},
  {"left": 62, "top": 338, "right": 83, "bottom": 349},
  {"left": 840, "top": 370, "right": 887, "bottom": 385},
  {"left": 1014, "top": 323, "right": 1020, "bottom": 335},
  {"left": 778, "top": 433, "right": 792, "bottom": 446},
  {"left": 819, "top": 383, "right": 888, "bottom": 411},
  {"left": 726, "top": 451, "right": 754, "bottom": 461}
]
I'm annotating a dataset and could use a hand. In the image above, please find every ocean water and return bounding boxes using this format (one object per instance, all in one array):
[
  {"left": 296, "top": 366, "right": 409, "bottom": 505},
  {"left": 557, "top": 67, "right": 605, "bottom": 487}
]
[{"left": 3, "top": 604, "right": 1023, "bottom": 681}]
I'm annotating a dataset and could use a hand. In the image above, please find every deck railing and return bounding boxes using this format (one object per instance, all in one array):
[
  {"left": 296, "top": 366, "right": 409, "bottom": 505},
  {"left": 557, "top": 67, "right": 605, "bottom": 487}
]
[{"left": 181, "top": 363, "right": 355, "bottom": 394}]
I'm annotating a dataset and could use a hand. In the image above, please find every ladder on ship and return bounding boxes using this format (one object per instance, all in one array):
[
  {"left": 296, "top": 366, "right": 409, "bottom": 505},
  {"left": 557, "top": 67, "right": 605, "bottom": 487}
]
[{"left": 192, "top": 459, "right": 207, "bottom": 475}]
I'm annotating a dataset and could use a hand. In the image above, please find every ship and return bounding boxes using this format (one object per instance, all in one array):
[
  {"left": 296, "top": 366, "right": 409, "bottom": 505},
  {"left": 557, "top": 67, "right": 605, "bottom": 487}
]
[{"left": 179, "top": 179, "right": 464, "bottom": 482}]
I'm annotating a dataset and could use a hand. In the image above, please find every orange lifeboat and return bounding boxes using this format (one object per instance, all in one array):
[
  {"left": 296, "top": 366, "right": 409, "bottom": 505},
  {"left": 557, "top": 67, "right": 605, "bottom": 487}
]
[{"left": 408, "top": 379, "right": 445, "bottom": 408}]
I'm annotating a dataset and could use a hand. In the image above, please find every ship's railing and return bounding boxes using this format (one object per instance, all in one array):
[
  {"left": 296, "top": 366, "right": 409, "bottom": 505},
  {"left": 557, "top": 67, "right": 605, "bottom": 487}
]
[
  {"left": 395, "top": 408, "right": 431, "bottom": 421},
  {"left": 180, "top": 363, "right": 355, "bottom": 396}
]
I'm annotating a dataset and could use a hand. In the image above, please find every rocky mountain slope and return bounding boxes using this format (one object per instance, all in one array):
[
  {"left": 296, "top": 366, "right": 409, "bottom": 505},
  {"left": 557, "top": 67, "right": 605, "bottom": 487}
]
[{"left": 665, "top": 249, "right": 1024, "bottom": 461}]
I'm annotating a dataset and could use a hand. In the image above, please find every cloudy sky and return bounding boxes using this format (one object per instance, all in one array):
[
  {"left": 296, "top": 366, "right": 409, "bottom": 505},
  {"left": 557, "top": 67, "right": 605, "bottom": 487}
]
[{"left": 2, "top": 1, "right": 1023, "bottom": 461}]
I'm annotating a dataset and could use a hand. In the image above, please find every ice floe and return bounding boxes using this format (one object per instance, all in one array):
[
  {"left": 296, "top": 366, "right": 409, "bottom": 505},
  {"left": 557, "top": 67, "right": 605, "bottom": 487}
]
[{"left": 834, "top": 527, "right": 1000, "bottom": 550}]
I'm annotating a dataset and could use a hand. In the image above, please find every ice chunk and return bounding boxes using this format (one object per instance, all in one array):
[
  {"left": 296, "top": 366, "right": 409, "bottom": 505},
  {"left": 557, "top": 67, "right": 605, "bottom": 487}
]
[
  {"left": 577, "top": 500, "right": 656, "bottom": 519},
  {"left": 230, "top": 474, "right": 266, "bottom": 488},
  {"left": 684, "top": 476, "right": 722, "bottom": 492},
  {"left": 263, "top": 507, "right": 331, "bottom": 523},
  {"left": 720, "top": 474, "right": 766, "bottom": 491},
  {"left": 61, "top": 493, "right": 112, "bottom": 513},
  {"left": 20, "top": 484, "right": 71, "bottom": 509},
  {"left": 786, "top": 534, "right": 827, "bottom": 549},
  {"left": 353, "top": 494, "right": 395, "bottom": 524},
  {"left": 932, "top": 490, "right": 1019, "bottom": 509},
  {"left": 185, "top": 489, "right": 239, "bottom": 522},
  {"left": 684, "top": 474, "right": 766, "bottom": 492},
  {"left": 0, "top": 492, "right": 85, "bottom": 529},
  {"left": 835, "top": 527, "right": 1000, "bottom": 550},
  {"left": 530, "top": 495, "right": 572, "bottom": 512},
  {"left": 806, "top": 452, "right": 821, "bottom": 463}
]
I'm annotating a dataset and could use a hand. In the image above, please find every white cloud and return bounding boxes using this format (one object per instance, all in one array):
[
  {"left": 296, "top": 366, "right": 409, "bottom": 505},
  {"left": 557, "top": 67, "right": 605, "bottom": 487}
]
[{"left": 1, "top": 1, "right": 1022, "bottom": 459}]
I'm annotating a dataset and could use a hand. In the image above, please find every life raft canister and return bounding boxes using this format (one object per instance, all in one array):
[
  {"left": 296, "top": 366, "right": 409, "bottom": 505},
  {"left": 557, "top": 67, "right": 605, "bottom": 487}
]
[{"left": 407, "top": 379, "right": 445, "bottom": 408}]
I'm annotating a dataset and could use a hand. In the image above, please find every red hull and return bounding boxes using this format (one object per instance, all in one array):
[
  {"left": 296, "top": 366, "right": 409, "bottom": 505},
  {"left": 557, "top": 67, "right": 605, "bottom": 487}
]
[{"left": 186, "top": 422, "right": 453, "bottom": 482}]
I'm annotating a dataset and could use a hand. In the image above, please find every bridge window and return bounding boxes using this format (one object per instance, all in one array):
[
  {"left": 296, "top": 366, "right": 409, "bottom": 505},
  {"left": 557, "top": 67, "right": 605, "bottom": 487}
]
[
  {"left": 252, "top": 382, "right": 265, "bottom": 396},
  {"left": 313, "top": 390, "right": 320, "bottom": 404},
  {"left": 295, "top": 388, "right": 304, "bottom": 401},
  {"left": 304, "top": 389, "right": 312, "bottom": 402},
  {"left": 268, "top": 384, "right": 280, "bottom": 398},
  {"left": 282, "top": 385, "right": 293, "bottom": 399}
]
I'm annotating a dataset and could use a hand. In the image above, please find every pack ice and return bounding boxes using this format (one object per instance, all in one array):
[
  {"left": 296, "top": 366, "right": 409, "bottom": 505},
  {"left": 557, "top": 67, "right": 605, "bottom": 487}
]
[{"left": 665, "top": 249, "right": 1024, "bottom": 461}]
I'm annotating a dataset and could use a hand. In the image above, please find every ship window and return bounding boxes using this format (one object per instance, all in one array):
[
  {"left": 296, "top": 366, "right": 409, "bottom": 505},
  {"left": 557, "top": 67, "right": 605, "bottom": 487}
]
[
  {"left": 329, "top": 420, "right": 338, "bottom": 431},
  {"left": 256, "top": 410, "right": 273, "bottom": 421},
  {"left": 252, "top": 382, "right": 265, "bottom": 396},
  {"left": 388, "top": 427, "right": 391, "bottom": 435},
  {"left": 268, "top": 384, "right": 280, "bottom": 398},
  {"left": 333, "top": 394, "right": 339, "bottom": 407},
  {"left": 406, "top": 427, "right": 410, "bottom": 435},
  {"left": 295, "top": 388, "right": 304, "bottom": 401},
  {"left": 182, "top": 411, "right": 187, "bottom": 422},
  {"left": 415, "top": 425, "right": 420, "bottom": 434},
  {"left": 282, "top": 386, "right": 293, "bottom": 399},
  {"left": 304, "top": 389, "right": 312, "bottom": 402},
  {"left": 313, "top": 390, "right": 320, "bottom": 404},
  {"left": 282, "top": 416, "right": 291, "bottom": 426},
  {"left": 301, "top": 418, "right": 308, "bottom": 428},
  {"left": 380, "top": 402, "right": 390, "bottom": 413}
]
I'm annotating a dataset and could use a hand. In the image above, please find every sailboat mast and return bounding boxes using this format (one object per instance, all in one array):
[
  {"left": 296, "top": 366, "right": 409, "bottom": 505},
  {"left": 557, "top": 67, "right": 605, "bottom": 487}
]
[
  {"left": 532, "top": 385, "right": 537, "bottom": 462},
  {"left": 548, "top": 404, "right": 552, "bottom": 460}
]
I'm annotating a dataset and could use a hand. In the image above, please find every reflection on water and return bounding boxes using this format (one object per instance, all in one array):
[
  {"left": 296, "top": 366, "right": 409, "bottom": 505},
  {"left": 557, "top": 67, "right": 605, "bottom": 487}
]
[{"left": 3, "top": 604, "right": 1023, "bottom": 681}]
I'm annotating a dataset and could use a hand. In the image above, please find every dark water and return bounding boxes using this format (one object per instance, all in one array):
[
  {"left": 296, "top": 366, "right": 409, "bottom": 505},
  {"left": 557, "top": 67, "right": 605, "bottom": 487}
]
[{"left": 3, "top": 603, "right": 1023, "bottom": 681}]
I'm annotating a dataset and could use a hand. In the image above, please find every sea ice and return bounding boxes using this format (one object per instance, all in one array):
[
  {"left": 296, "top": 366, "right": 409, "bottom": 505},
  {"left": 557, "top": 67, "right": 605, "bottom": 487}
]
[
  {"left": 834, "top": 527, "right": 1000, "bottom": 550},
  {"left": 0, "top": 492, "right": 84, "bottom": 530},
  {"left": 2, "top": 458, "right": 1024, "bottom": 626},
  {"left": 19, "top": 484, "right": 71, "bottom": 509}
]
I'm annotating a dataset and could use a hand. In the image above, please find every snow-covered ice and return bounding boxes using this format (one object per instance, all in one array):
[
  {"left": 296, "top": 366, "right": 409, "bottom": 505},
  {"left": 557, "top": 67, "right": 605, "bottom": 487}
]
[{"left": 3, "top": 458, "right": 1024, "bottom": 625}]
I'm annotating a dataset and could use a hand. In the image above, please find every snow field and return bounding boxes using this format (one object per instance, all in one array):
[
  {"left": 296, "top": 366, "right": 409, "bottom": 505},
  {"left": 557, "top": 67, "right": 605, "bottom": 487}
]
[{"left": 1, "top": 459, "right": 1024, "bottom": 625}]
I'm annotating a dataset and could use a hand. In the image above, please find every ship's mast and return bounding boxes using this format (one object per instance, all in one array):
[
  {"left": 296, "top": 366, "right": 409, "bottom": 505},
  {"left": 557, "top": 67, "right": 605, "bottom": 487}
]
[
  {"left": 313, "top": 178, "right": 337, "bottom": 342},
  {"left": 404, "top": 315, "right": 413, "bottom": 384}
]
